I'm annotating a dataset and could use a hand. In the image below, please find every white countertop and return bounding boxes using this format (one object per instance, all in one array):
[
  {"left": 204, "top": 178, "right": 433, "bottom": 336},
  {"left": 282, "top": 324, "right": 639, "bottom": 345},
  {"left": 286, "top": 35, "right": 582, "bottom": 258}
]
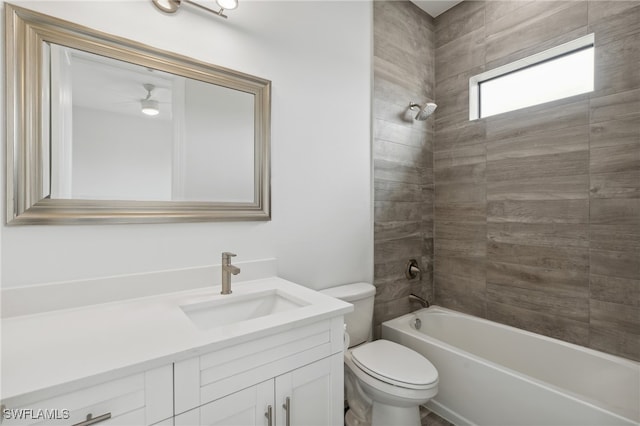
[{"left": 1, "top": 277, "right": 352, "bottom": 404}]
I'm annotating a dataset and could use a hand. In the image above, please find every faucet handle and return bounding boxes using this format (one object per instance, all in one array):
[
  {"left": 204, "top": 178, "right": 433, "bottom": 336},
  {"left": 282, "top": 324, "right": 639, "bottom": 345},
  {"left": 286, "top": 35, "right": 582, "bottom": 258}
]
[{"left": 222, "top": 252, "right": 237, "bottom": 259}]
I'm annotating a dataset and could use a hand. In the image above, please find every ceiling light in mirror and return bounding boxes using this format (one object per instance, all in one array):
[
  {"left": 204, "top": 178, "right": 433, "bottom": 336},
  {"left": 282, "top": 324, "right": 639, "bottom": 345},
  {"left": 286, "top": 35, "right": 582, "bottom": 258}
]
[{"left": 141, "top": 99, "right": 160, "bottom": 116}]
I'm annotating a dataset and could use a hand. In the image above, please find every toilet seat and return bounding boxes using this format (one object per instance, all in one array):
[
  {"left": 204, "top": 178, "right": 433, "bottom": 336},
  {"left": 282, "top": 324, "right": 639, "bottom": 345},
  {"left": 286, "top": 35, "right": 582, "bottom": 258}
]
[
  {"left": 351, "top": 340, "right": 438, "bottom": 390},
  {"left": 344, "top": 347, "right": 438, "bottom": 409}
]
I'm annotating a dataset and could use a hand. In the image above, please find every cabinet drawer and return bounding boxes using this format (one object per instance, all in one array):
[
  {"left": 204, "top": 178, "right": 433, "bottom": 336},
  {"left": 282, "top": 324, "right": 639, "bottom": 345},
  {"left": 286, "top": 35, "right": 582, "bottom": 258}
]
[
  {"left": 2, "top": 365, "right": 172, "bottom": 426},
  {"left": 174, "top": 317, "right": 345, "bottom": 414},
  {"left": 99, "top": 408, "right": 145, "bottom": 426}
]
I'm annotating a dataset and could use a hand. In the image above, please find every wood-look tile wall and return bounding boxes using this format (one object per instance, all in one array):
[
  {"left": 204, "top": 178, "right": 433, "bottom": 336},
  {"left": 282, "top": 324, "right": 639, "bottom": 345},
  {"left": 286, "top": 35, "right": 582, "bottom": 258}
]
[
  {"left": 373, "top": 1, "right": 435, "bottom": 337},
  {"left": 433, "top": 1, "right": 640, "bottom": 361}
]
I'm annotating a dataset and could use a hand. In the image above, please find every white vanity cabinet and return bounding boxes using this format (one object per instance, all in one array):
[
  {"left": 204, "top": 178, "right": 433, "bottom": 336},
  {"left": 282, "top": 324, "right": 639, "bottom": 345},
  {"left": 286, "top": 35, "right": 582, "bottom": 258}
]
[
  {"left": 1, "top": 365, "right": 173, "bottom": 426},
  {"left": 1, "top": 278, "right": 351, "bottom": 426},
  {"left": 176, "top": 355, "right": 342, "bottom": 426},
  {"left": 173, "top": 318, "right": 345, "bottom": 426}
]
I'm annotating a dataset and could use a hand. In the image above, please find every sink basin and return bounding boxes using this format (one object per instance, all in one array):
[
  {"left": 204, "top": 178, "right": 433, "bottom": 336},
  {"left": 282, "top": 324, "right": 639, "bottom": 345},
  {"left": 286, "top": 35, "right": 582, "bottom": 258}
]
[{"left": 180, "top": 289, "right": 309, "bottom": 330}]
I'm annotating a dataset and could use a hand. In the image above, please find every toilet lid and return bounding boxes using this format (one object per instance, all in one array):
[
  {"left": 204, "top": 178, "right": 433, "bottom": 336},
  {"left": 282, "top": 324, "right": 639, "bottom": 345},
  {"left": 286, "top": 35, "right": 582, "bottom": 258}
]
[{"left": 351, "top": 340, "right": 438, "bottom": 389}]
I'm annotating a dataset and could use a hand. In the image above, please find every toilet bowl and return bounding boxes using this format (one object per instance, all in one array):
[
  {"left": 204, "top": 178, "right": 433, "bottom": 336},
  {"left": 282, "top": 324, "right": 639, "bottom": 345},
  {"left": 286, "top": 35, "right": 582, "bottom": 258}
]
[
  {"left": 344, "top": 339, "right": 438, "bottom": 426},
  {"left": 320, "top": 283, "right": 439, "bottom": 426}
]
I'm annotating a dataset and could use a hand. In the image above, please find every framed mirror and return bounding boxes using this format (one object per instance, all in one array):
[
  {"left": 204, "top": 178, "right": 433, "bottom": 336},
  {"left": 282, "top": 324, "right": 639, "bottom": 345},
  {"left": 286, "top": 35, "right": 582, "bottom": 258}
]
[{"left": 5, "top": 4, "right": 271, "bottom": 225}]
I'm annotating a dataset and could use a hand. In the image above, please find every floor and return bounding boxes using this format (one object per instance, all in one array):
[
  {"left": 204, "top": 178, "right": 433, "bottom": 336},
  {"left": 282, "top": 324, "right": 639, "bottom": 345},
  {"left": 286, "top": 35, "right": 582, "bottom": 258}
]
[
  {"left": 420, "top": 406, "right": 455, "bottom": 426},
  {"left": 343, "top": 404, "right": 455, "bottom": 426}
]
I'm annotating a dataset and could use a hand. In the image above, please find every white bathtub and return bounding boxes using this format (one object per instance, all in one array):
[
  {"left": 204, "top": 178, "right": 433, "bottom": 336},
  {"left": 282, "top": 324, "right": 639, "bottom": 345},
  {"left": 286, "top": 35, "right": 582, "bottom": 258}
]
[{"left": 382, "top": 306, "right": 640, "bottom": 426}]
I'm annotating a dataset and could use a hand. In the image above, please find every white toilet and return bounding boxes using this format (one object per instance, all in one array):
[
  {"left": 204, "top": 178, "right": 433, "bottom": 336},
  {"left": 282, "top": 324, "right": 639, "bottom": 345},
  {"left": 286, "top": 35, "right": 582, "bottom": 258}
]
[{"left": 320, "top": 283, "right": 438, "bottom": 426}]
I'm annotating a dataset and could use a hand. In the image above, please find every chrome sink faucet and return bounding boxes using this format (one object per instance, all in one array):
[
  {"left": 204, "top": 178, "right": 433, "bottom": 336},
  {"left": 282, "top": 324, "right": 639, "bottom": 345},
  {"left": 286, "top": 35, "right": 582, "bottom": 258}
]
[{"left": 221, "top": 252, "right": 241, "bottom": 295}]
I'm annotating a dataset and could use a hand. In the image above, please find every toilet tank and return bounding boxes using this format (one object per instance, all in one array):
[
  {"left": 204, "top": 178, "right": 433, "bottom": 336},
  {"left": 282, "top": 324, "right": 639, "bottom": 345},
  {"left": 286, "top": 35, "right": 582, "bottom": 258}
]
[{"left": 320, "top": 283, "right": 375, "bottom": 347}]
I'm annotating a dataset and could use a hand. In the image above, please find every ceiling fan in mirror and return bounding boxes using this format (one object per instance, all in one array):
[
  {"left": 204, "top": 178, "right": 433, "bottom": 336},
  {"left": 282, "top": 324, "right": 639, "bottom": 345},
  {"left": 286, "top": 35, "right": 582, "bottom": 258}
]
[
  {"left": 106, "top": 83, "right": 172, "bottom": 118},
  {"left": 140, "top": 84, "right": 160, "bottom": 116}
]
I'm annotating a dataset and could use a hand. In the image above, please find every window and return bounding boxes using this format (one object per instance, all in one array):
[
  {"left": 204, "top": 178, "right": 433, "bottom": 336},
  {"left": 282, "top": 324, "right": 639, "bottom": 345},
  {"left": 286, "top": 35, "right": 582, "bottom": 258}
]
[{"left": 469, "top": 33, "right": 594, "bottom": 120}]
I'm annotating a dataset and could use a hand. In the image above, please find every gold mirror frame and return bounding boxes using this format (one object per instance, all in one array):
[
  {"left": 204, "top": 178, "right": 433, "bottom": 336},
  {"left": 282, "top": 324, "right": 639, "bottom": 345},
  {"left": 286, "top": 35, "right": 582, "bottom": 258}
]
[{"left": 5, "top": 4, "right": 271, "bottom": 225}]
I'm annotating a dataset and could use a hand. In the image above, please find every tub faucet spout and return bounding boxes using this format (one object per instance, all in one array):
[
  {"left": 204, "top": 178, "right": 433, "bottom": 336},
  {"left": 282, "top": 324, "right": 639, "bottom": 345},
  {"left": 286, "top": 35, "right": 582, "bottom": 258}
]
[
  {"left": 409, "top": 293, "right": 430, "bottom": 308},
  {"left": 221, "top": 252, "right": 240, "bottom": 295}
]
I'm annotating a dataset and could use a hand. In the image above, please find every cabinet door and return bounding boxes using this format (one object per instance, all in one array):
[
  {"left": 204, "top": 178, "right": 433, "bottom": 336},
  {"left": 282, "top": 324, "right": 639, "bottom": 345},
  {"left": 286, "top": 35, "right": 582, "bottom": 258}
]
[
  {"left": 274, "top": 354, "right": 343, "bottom": 426},
  {"left": 175, "top": 408, "right": 199, "bottom": 426},
  {"left": 199, "top": 380, "right": 274, "bottom": 426}
]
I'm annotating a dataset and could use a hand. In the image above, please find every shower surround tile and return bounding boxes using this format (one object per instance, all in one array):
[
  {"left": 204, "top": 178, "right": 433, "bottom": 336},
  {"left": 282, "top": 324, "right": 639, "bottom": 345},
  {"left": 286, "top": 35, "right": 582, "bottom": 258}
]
[
  {"left": 590, "top": 249, "right": 640, "bottom": 281},
  {"left": 484, "top": 1, "right": 534, "bottom": 24},
  {"left": 486, "top": 124, "right": 589, "bottom": 160},
  {"left": 375, "top": 180, "right": 424, "bottom": 202},
  {"left": 590, "top": 299, "right": 640, "bottom": 360},
  {"left": 590, "top": 146, "right": 640, "bottom": 176},
  {"left": 485, "top": 26, "right": 590, "bottom": 71},
  {"left": 435, "top": 271, "right": 486, "bottom": 317},
  {"left": 587, "top": 2, "right": 640, "bottom": 45},
  {"left": 435, "top": 0, "right": 485, "bottom": 47},
  {"left": 374, "top": 159, "right": 428, "bottom": 186},
  {"left": 590, "top": 275, "right": 640, "bottom": 307},
  {"left": 435, "top": 28, "right": 485, "bottom": 84},
  {"left": 435, "top": 145, "right": 486, "bottom": 183},
  {"left": 374, "top": 119, "right": 431, "bottom": 149},
  {"left": 487, "top": 199, "right": 590, "bottom": 225},
  {"left": 435, "top": 114, "right": 486, "bottom": 152},
  {"left": 373, "top": 0, "right": 639, "bottom": 361},
  {"left": 487, "top": 301, "right": 590, "bottom": 346},
  {"left": 435, "top": 203, "right": 486, "bottom": 224},
  {"left": 488, "top": 152, "right": 589, "bottom": 182},
  {"left": 486, "top": 259, "right": 588, "bottom": 293},
  {"left": 484, "top": 1, "right": 588, "bottom": 64},
  {"left": 587, "top": 1, "right": 640, "bottom": 24},
  {"left": 593, "top": 33, "right": 640, "bottom": 98},
  {"left": 433, "top": 0, "right": 640, "bottom": 361},
  {"left": 485, "top": 98, "right": 589, "bottom": 141},
  {"left": 487, "top": 283, "right": 589, "bottom": 322},
  {"left": 434, "top": 69, "right": 479, "bottom": 121},
  {"left": 487, "top": 223, "right": 590, "bottom": 249},
  {"left": 589, "top": 88, "right": 640, "bottom": 123},
  {"left": 373, "top": 1, "right": 435, "bottom": 337},
  {"left": 374, "top": 71, "right": 434, "bottom": 114},
  {"left": 373, "top": 139, "right": 430, "bottom": 168},
  {"left": 590, "top": 116, "right": 640, "bottom": 148},
  {"left": 590, "top": 198, "right": 640, "bottom": 226},
  {"left": 487, "top": 175, "right": 589, "bottom": 201},
  {"left": 487, "top": 242, "right": 589, "bottom": 272}
]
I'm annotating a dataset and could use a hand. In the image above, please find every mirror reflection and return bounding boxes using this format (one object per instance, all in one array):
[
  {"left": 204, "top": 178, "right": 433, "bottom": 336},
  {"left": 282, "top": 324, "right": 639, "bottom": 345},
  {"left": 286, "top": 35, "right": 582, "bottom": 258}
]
[
  {"left": 6, "top": 4, "right": 270, "bottom": 225},
  {"left": 46, "top": 44, "right": 255, "bottom": 203}
]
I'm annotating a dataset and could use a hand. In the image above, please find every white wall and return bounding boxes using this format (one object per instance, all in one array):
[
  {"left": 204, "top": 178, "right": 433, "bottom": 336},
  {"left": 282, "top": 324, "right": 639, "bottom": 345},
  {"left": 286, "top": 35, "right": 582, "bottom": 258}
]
[{"left": 0, "top": 1, "right": 373, "bottom": 294}]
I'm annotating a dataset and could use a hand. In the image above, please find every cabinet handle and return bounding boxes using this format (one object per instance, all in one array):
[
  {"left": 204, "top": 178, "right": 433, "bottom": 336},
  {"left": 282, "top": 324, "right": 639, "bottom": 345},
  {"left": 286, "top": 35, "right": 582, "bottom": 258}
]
[
  {"left": 72, "top": 413, "right": 112, "bottom": 426},
  {"left": 265, "top": 405, "right": 273, "bottom": 426},
  {"left": 282, "top": 396, "right": 291, "bottom": 426}
]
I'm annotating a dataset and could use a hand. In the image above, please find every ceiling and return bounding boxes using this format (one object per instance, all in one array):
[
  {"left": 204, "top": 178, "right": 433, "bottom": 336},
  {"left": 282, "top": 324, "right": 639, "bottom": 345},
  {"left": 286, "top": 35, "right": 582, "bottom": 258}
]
[
  {"left": 410, "top": 0, "right": 464, "bottom": 18},
  {"left": 67, "top": 46, "right": 174, "bottom": 120}
]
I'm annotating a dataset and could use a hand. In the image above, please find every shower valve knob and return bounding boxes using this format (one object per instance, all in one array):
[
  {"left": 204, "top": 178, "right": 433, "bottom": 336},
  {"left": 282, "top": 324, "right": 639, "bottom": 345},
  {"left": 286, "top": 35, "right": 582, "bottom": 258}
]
[{"left": 405, "top": 259, "right": 421, "bottom": 280}]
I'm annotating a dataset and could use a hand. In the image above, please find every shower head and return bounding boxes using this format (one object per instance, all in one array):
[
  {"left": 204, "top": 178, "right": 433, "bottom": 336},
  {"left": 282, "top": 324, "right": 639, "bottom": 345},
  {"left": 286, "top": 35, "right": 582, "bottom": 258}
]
[{"left": 409, "top": 102, "right": 437, "bottom": 121}]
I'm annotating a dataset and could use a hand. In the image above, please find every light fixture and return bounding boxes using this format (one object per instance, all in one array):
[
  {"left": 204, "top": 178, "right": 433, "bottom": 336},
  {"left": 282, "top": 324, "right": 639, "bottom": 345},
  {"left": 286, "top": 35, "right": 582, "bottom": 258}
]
[
  {"left": 141, "top": 84, "right": 160, "bottom": 116},
  {"left": 141, "top": 99, "right": 160, "bottom": 116},
  {"left": 151, "top": 0, "right": 238, "bottom": 19}
]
